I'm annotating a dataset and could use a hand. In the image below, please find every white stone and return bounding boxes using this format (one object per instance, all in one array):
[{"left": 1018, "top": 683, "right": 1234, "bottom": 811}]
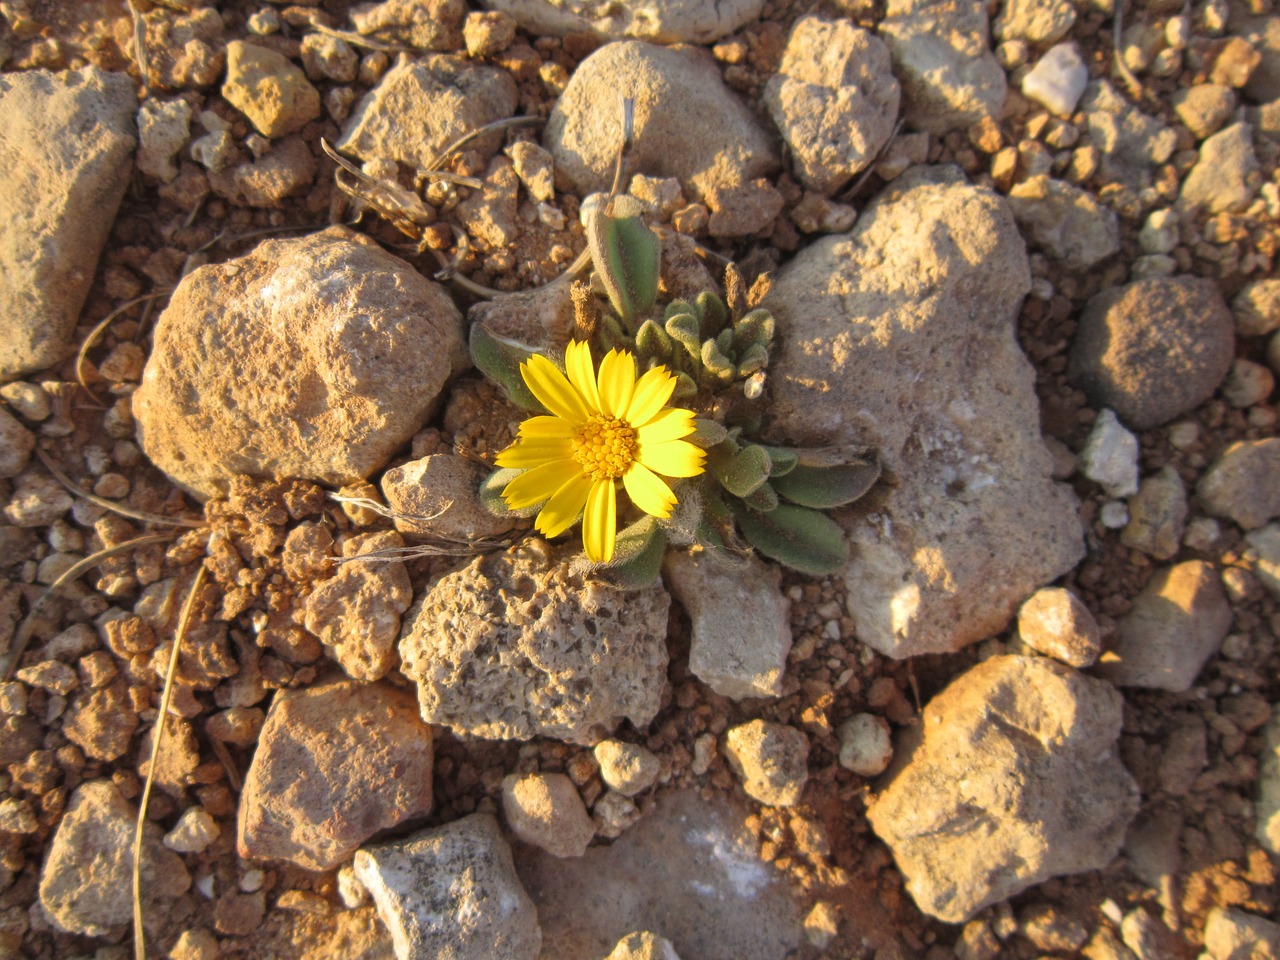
[
  {"left": 1022, "top": 44, "right": 1088, "bottom": 118},
  {"left": 136, "top": 98, "right": 192, "bottom": 183},
  {"left": 836, "top": 714, "right": 893, "bottom": 777},
  {"left": 163, "top": 807, "right": 220, "bottom": 853},
  {"left": 1081, "top": 409, "right": 1140, "bottom": 498}
]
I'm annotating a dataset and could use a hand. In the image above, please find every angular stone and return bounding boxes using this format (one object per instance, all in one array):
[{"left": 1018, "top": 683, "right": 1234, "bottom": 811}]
[
  {"left": 1203, "top": 907, "right": 1280, "bottom": 960},
  {"left": 1172, "top": 83, "right": 1237, "bottom": 139},
  {"left": 1121, "top": 466, "right": 1187, "bottom": 560},
  {"left": 605, "top": 931, "right": 682, "bottom": 960},
  {"left": 1198, "top": 439, "right": 1280, "bottom": 530},
  {"left": 1017, "top": 587, "right": 1102, "bottom": 668},
  {"left": 1180, "top": 122, "right": 1260, "bottom": 214},
  {"left": 663, "top": 550, "right": 790, "bottom": 700},
  {"left": 222, "top": 41, "right": 320, "bottom": 138},
  {"left": 836, "top": 713, "right": 894, "bottom": 777},
  {"left": 1007, "top": 175, "right": 1120, "bottom": 270},
  {"left": 354, "top": 813, "right": 541, "bottom": 960},
  {"left": 763, "top": 16, "right": 899, "bottom": 194},
  {"left": 1245, "top": 524, "right": 1280, "bottom": 599},
  {"left": 867, "top": 656, "right": 1139, "bottom": 923},
  {"left": 349, "top": 0, "right": 466, "bottom": 52},
  {"left": 62, "top": 678, "right": 138, "bottom": 761},
  {"left": 238, "top": 680, "right": 434, "bottom": 870},
  {"left": 723, "top": 720, "right": 809, "bottom": 807},
  {"left": 399, "top": 539, "right": 669, "bottom": 745},
  {"left": 593, "top": 739, "right": 660, "bottom": 797},
  {"left": 1094, "top": 561, "right": 1232, "bottom": 691},
  {"left": 502, "top": 772, "right": 595, "bottom": 858},
  {"left": 1080, "top": 409, "right": 1139, "bottom": 499},
  {"left": 1021, "top": 43, "right": 1089, "bottom": 118},
  {"left": 0, "top": 67, "right": 136, "bottom": 380},
  {"left": 484, "top": 0, "right": 763, "bottom": 43},
  {"left": 764, "top": 166, "right": 1082, "bottom": 658},
  {"left": 133, "top": 226, "right": 468, "bottom": 499},
  {"left": 381, "top": 453, "right": 517, "bottom": 542},
  {"left": 1079, "top": 80, "right": 1176, "bottom": 194},
  {"left": 995, "top": 0, "right": 1075, "bottom": 43},
  {"left": 136, "top": 97, "right": 192, "bottom": 182}
]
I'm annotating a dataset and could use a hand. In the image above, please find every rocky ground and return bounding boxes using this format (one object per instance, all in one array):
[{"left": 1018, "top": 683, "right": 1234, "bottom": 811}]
[{"left": 1, "top": 0, "right": 1279, "bottom": 958}]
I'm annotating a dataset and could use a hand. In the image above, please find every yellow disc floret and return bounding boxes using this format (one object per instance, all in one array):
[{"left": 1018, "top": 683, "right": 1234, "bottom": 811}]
[{"left": 572, "top": 415, "right": 638, "bottom": 481}]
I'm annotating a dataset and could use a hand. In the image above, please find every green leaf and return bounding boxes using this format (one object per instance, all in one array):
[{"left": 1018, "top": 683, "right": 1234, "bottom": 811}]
[
  {"left": 729, "top": 501, "right": 849, "bottom": 576},
  {"left": 469, "top": 324, "right": 541, "bottom": 411},
  {"left": 690, "top": 419, "right": 729, "bottom": 448},
  {"left": 734, "top": 308, "right": 776, "bottom": 350},
  {"left": 664, "top": 299, "right": 696, "bottom": 323},
  {"left": 695, "top": 290, "right": 727, "bottom": 335},
  {"left": 715, "top": 328, "right": 735, "bottom": 356},
  {"left": 772, "top": 455, "right": 881, "bottom": 509},
  {"left": 598, "top": 515, "right": 666, "bottom": 589},
  {"left": 713, "top": 443, "right": 771, "bottom": 497},
  {"left": 586, "top": 196, "right": 659, "bottom": 326},
  {"left": 672, "top": 371, "right": 698, "bottom": 398},
  {"left": 760, "top": 446, "right": 798, "bottom": 477},
  {"left": 599, "top": 314, "right": 630, "bottom": 351},
  {"left": 741, "top": 481, "right": 779, "bottom": 512},
  {"left": 665, "top": 312, "right": 702, "bottom": 358},
  {"left": 701, "top": 340, "right": 735, "bottom": 380},
  {"left": 479, "top": 468, "right": 540, "bottom": 518},
  {"left": 635, "top": 319, "right": 672, "bottom": 359},
  {"left": 737, "top": 343, "right": 768, "bottom": 376}
]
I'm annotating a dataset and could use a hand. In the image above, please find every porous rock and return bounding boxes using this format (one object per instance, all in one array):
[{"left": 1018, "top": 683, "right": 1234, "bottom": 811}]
[
  {"left": 1121, "top": 465, "right": 1187, "bottom": 560},
  {"left": 1198, "top": 439, "right": 1280, "bottom": 530},
  {"left": 594, "top": 739, "right": 661, "bottom": 796},
  {"left": 39, "top": 780, "right": 190, "bottom": 936},
  {"left": 502, "top": 772, "right": 595, "bottom": 857},
  {"left": 238, "top": 679, "right": 435, "bottom": 870},
  {"left": 222, "top": 40, "right": 320, "bottom": 138},
  {"left": 1094, "top": 561, "right": 1232, "bottom": 691},
  {"left": 0, "top": 408, "right": 34, "bottom": 478},
  {"left": 763, "top": 16, "right": 899, "bottom": 194},
  {"left": 1203, "top": 907, "right": 1280, "bottom": 960},
  {"left": 1007, "top": 175, "right": 1120, "bottom": 270},
  {"left": 867, "top": 656, "right": 1139, "bottom": 923},
  {"left": 133, "top": 226, "right": 468, "bottom": 499},
  {"left": 482, "top": 0, "right": 763, "bottom": 43},
  {"left": 354, "top": 812, "right": 541, "bottom": 960},
  {"left": 662, "top": 550, "right": 790, "bottom": 700},
  {"left": 836, "top": 713, "right": 894, "bottom": 777},
  {"left": 764, "top": 166, "right": 1083, "bottom": 659},
  {"left": 723, "top": 719, "right": 809, "bottom": 807},
  {"left": 1068, "top": 277, "right": 1235, "bottom": 431},
  {"left": 0, "top": 67, "right": 136, "bottom": 380},
  {"left": 350, "top": 0, "right": 467, "bottom": 52},
  {"left": 382, "top": 454, "right": 518, "bottom": 542},
  {"left": 399, "top": 539, "right": 669, "bottom": 745},
  {"left": 994, "top": 0, "right": 1075, "bottom": 44}
]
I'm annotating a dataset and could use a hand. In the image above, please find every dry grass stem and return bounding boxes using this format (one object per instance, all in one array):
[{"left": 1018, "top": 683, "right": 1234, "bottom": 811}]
[
  {"left": 76, "top": 290, "right": 173, "bottom": 400},
  {"left": 34, "top": 447, "right": 204, "bottom": 529}
]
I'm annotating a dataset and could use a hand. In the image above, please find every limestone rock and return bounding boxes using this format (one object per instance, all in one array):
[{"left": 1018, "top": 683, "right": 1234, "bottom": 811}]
[
  {"left": 1180, "top": 122, "right": 1260, "bottom": 214},
  {"left": 39, "top": 780, "right": 190, "bottom": 936},
  {"left": 1017, "top": 587, "right": 1102, "bottom": 668},
  {"left": 354, "top": 813, "right": 541, "bottom": 960},
  {"left": 1007, "top": 175, "right": 1120, "bottom": 270},
  {"left": 208, "top": 135, "right": 318, "bottom": 208},
  {"left": 399, "top": 539, "right": 669, "bottom": 745},
  {"left": 62, "top": 678, "right": 138, "bottom": 761},
  {"left": 222, "top": 41, "right": 320, "bottom": 138},
  {"left": 0, "top": 409, "right": 35, "bottom": 478},
  {"left": 164, "top": 807, "right": 221, "bottom": 854},
  {"left": 1234, "top": 278, "right": 1280, "bottom": 338},
  {"left": 723, "top": 720, "right": 809, "bottom": 807},
  {"left": 0, "top": 67, "right": 136, "bottom": 380},
  {"left": 836, "top": 713, "right": 894, "bottom": 777},
  {"left": 1079, "top": 80, "right": 1177, "bottom": 195},
  {"left": 482, "top": 0, "right": 763, "bottom": 43},
  {"left": 1080, "top": 409, "right": 1139, "bottom": 499},
  {"left": 1243, "top": 17, "right": 1280, "bottom": 103},
  {"left": 1068, "top": 277, "right": 1235, "bottom": 431},
  {"left": 1094, "top": 561, "right": 1232, "bottom": 691},
  {"left": 132, "top": 226, "right": 468, "bottom": 499},
  {"left": 1021, "top": 43, "right": 1089, "bottom": 118},
  {"left": 662, "top": 550, "right": 790, "bottom": 700},
  {"left": 136, "top": 97, "right": 192, "bottom": 182},
  {"left": 544, "top": 42, "right": 779, "bottom": 211},
  {"left": 338, "top": 55, "right": 517, "bottom": 170},
  {"left": 382, "top": 454, "right": 515, "bottom": 542},
  {"left": 238, "top": 680, "right": 435, "bottom": 870},
  {"left": 763, "top": 16, "right": 899, "bottom": 194},
  {"left": 302, "top": 531, "right": 413, "bottom": 682},
  {"left": 593, "top": 739, "right": 661, "bottom": 796},
  {"left": 1199, "top": 439, "right": 1280, "bottom": 531},
  {"left": 1172, "top": 83, "right": 1237, "bottom": 139},
  {"left": 880, "top": 0, "right": 1007, "bottom": 134},
  {"left": 867, "top": 656, "right": 1139, "bottom": 923},
  {"left": 502, "top": 772, "right": 595, "bottom": 857},
  {"left": 764, "top": 166, "right": 1083, "bottom": 658},
  {"left": 1245, "top": 524, "right": 1280, "bottom": 599}
]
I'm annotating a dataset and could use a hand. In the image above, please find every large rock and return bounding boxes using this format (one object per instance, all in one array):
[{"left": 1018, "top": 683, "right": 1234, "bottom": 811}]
[
  {"left": 867, "top": 656, "right": 1139, "bottom": 923},
  {"left": 516, "top": 789, "right": 803, "bottom": 960},
  {"left": 1180, "top": 122, "right": 1261, "bottom": 214},
  {"left": 764, "top": 166, "right": 1082, "bottom": 659},
  {"left": 133, "top": 226, "right": 468, "bottom": 499},
  {"left": 763, "top": 16, "right": 899, "bottom": 194},
  {"left": 482, "top": 0, "right": 763, "bottom": 43},
  {"left": 0, "top": 67, "right": 136, "bottom": 380},
  {"left": 545, "top": 41, "right": 778, "bottom": 207},
  {"left": 1068, "top": 277, "right": 1235, "bottom": 431},
  {"left": 40, "top": 780, "right": 190, "bottom": 936},
  {"left": 238, "top": 680, "right": 435, "bottom": 871},
  {"left": 879, "top": 0, "right": 1006, "bottom": 134},
  {"left": 399, "top": 539, "right": 669, "bottom": 744},
  {"left": 1198, "top": 439, "right": 1280, "bottom": 530},
  {"left": 354, "top": 813, "right": 541, "bottom": 960}
]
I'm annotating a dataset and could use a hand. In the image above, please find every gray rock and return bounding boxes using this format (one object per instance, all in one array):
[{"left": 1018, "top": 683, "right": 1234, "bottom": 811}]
[
  {"left": 381, "top": 453, "right": 516, "bottom": 541},
  {"left": 1021, "top": 43, "right": 1089, "bottom": 118},
  {"left": 136, "top": 97, "right": 192, "bottom": 182},
  {"left": 723, "top": 719, "right": 809, "bottom": 807},
  {"left": 1172, "top": 83, "right": 1237, "bottom": 139},
  {"left": 501, "top": 772, "right": 595, "bottom": 857},
  {"left": 1121, "top": 466, "right": 1188, "bottom": 560},
  {"left": 40, "top": 780, "right": 190, "bottom": 936},
  {"left": 1180, "top": 122, "right": 1260, "bottom": 214},
  {"left": 238, "top": 680, "right": 435, "bottom": 870},
  {"left": 516, "top": 789, "right": 803, "bottom": 960},
  {"left": 763, "top": 16, "right": 899, "bottom": 194},
  {"left": 0, "top": 67, "right": 136, "bottom": 380},
  {"left": 482, "top": 0, "right": 763, "bottom": 43},
  {"left": 399, "top": 539, "right": 669, "bottom": 744},
  {"left": 1017, "top": 587, "right": 1102, "bottom": 668},
  {"left": 1080, "top": 409, "right": 1140, "bottom": 498},
  {"left": 505, "top": 140, "right": 555, "bottom": 202},
  {"left": 133, "top": 226, "right": 468, "bottom": 499},
  {"left": 867, "top": 656, "right": 1139, "bottom": 924},
  {"left": 338, "top": 54, "right": 517, "bottom": 171},
  {"left": 1198, "top": 439, "right": 1280, "bottom": 529},
  {"left": 605, "top": 932, "right": 682, "bottom": 960},
  {"left": 0, "top": 408, "right": 34, "bottom": 477},
  {"left": 1243, "top": 17, "right": 1280, "bottom": 103},
  {"left": 544, "top": 42, "right": 778, "bottom": 214},
  {"left": 1234, "top": 279, "right": 1280, "bottom": 337},
  {"left": 1203, "top": 907, "right": 1280, "bottom": 960},
  {"left": 764, "top": 167, "right": 1082, "bottom": 659},
  {"left": 880, "top": 0, "right": 1006, "bottom": 134},
  {"left": 1007, "top": 175, "right": 1120, "bottom": 270},
  {"left": 1068, "top": 277, "right": 1235, "bottom": 431},
  {"left": 1244, "top": 523, "right": 1280, "bottom": 599},
  {"left": 1257, "top": 710, "right": 1280, "bottom": 855},
  {"left": 593, "top": 739, "right": 661, "bottom": 796},
  {"left": 1224, "top": 358, "right": 1274, "bottom": 408},
  {"left": 836, "top": 713, "right": 894, "bottom": 776},
  {"left": 995, "top": 0, "right": 1075, "bottom": 43},
  {"left": 354, "top": 813, "right": 541, "bottom": 960},
  {"left": 1094, "top": 561, "right": 1232, "bottom": 691},
  {"left": 662, "top": 550, "right": 791, "bottom": 700},
  {"left": 1079, "top": 80, "right": 1177, "bottom": 194}
]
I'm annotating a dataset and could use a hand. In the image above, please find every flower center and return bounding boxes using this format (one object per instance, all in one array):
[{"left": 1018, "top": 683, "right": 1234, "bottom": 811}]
[{"left": 572, "top": 415, "right": 638, "bottom": 481}]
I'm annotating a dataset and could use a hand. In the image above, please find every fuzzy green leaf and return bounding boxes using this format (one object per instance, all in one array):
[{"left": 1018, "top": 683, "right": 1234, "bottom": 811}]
[
  {"left": 598, "top": 516, "right": 666, "bottom": 589},
  {"left": 600, "top": 314, "right": 630, "bottom": 351},
  {"left": 734, "top": 308, "right": 776, "bottom": 350},
  {"left": 729, "top": 501, "right": 849, "bottom": 576},
  {"left": 586, "top": 196, "right": 660, "bottom": 326},
  {"left": 479, "top": 468, "right": 541, "bottom": 518},
  {"left": 635, "top": 319, "right": 672, "bottom": 359},
  {"left": 672, "top": 371, "right": 699, "bottom": 398},
  {"left": 665, "top": 312, "right": 702, "bottom": 358},
  {"left": 737, "top": 343, "right": 768, "bottom": 376},
  {"left": 695, "top": 290, "right": 728, "bottom": 335},
  {"left": 772, "top": 455, "right": 881, "bottom": 509},
  {"left": 664, "top": 299, "right": 696, "bottom": 323},
  {"left": 761, "top": 446, "right": 798, "bottom": 477},
  {"left": 741, "top": 481, "right": 779, "bottom": 512},
  {"left": 714, "top": 443, "right": 771, "bottom": 497},
  {"left": 701, "top": 340, "right": 735, "bottom": 379},
  {"left": 690, "top": 419, "right": 730, "bottom": 448},
  {"left": 469, "top": 324, "right": 541, "bottom": 411},
  {"left": 715, "top": 328, "right": 735, "bottom": 356}
]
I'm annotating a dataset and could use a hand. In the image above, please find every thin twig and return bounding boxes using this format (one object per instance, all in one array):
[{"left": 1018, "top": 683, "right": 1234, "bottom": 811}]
[
  {"left": 608, "top": 97, "right": 636, "bottom": 198},
  {"left": 127, "top": 0, "right": 150, "bottom": 97},
  {"left": 77, "top": 290, "right": 173, "bottom": 400},
  {"left": 313, "top": 22, "right": 410, "bottom": 53},
  {"left": 133, "top": 564, "right": 206, "bottom": 960},
  {"left": 1113, "top": 0, "right": 1143, "bottom": 96},
  {"left": 426, "top": 116, "right": 544, "bottom": 173},
  {"left": 34, "top": 448, "right": 205, "bottom": 529}
]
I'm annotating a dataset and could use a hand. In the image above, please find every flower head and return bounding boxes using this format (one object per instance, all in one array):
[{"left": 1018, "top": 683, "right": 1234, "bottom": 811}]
[{"left": 496, "top": 341, "right": 705, "bottom": 562}]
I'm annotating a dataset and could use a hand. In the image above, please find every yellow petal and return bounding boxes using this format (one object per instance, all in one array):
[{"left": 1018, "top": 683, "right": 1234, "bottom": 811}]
[
  {"left": 622, "top": 462, "right": 677, "bottom": 519},
  {"left": 597, "top": 349, "right": 636, "bottom": 419},
  {"left": 495, "top": 438, "right": 574, "bottom": 469},
  {"left": 637, "top": 438, "right": 706, "bottom": 478},
  {"left": 535, "top": 473, "right": 593, "bottom": 538},
  {"left": 522, "top": 354, "right": 590, "bottom": 423},
  {"left": 625, "top": 365, "right": 677, "bottom": 426},
  {"left": 503, "top": 460, "right": 579, "bottom": 509},
  {"left": 563, "top": 340, "right": 601, "bottom": 414},
  {"left": 518, "top": 416, "right": 574, "bottom": 440},
  {"left": 582, "top": 479, "right": 617, "bottom": 563},
  {"left": 635, "top": 407, "right": 696, "bottom": 445}
]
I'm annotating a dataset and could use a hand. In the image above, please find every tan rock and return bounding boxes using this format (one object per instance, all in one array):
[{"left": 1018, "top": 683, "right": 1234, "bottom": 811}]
[
  {"left": 1198, "top": 439, "right": 1280, "bottom": 530},
  {"left": 1017, "top": 587, "right": 1102, "bottom": 668},
  {"left": 381, "top": 454, "right": 516, "bottom": 542},
  {"left": 222, "top": 41, "right": 320, "bottom": 138},
  {"left": 502, "top": 772, "right": 595, "bottom": 857},
  {"left": 723, "top": 720, "right": 809, "bottom": 807},
  {"left": 593, "top": 740, "right": 661, "bottom": 797}
]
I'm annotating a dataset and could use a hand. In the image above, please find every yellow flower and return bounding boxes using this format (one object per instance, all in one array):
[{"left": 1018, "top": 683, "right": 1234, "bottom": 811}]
[{"left": 496, "top": 341, "right": 706, "bottom": 563}]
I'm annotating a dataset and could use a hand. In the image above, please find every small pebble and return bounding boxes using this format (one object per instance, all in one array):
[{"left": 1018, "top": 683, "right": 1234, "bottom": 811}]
[
  {"left": 836, "top": 714, "right": 894, "bottom": 777},
  {"left": 1022, "top": 44, "right": 1089, "bottom": 118},
  {"left": 1081, "top": 410, "right": 1140, "bottom": 498}
]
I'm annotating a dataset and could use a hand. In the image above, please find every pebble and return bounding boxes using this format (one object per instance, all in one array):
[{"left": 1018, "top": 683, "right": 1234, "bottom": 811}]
[
  {"left": 1209, "top": 36, "right": 1262, "bottom": 88},
  {"left": 1244, "top": 524, "right": 1280, "bottom": 600},
  {"left": 221, "top": 40, "right": 320, "bottom": 138},
  {"left": 169, "top": 928, "right": 219, "bottom": 960},
  {"left": 135, "top": 97, "right": 191, "bottom": 183},
  {"left": 1223, "top": 358, "right": 1275, "bottom": 408},
  {"left": 63, "top": 679, "right": 138, "bottom": 761},
  {"left": 1021, "top": 43, "right": 1089, "bottom": 117},
  {"left": 1171, "top": 83, "right": 1237, "bottom": 139},
  {"left": 0, "top": 682, "right": 27, "bottom": 716},
  {"left": 593, "top": 790, "right": 642, "bottom": 839},
  {"left": 300, "top": 33, "right": 357, "bottom": 84},
  {"left": 593, "top": 740, "right": 661, "bottom": 797},
  {"left": 995, "top": 0, "right": 1075, "bottom": 43},
  {"left": 1243, "top": 17, "right": 1280, "bottom": 101},
  {"left": 337, "top": 865, "right": 370, "bottom": 909},
  {"left": 1121, "top": 466, "right": 1188, "bottom": 560},
  {"left": 1257, "top": 710, "right": 1280, "bottom": 855},
  {"left": 1180, "top": 122, "right": 1261, "bottom": 214},
  {"left": 1079, "top": 81, "right": 1176, "bottom": 194},
  {"left": 1198, "top": 439, "right": 1280, "bottom": 529},
  {"left": 723, "top": 720, "right": 809, "bottom": 807},
  {"left": 1080, "top": 409, "right": 1140, "bottom": 498},
  {"left": 501, "top": 772, "right": 595, "bottom": 858},
  {"left": 1095, "top": 561, "right": 1232, "bottom": 691},
  {"left": 605, "top": 931, "right": 682, "bottom": 960},
  {"left": 0, "top": 408, "right": 35, "bottom": 478},
  {"left": 15, "top": 660, "right": 77, "bottom": 696},
  {"left": 1007, "top": 175, "right": 1119, "bottom": 270},
  {"left": 836, "top": 713, "right": 894, "bottom": 777},
  {"left": 1202, "top": 907, "right": 1280, "bottom": 960},
  {"left": 164, "top": 807, "right": 221, "bottom": 853},
  {"left": 1138, "top": 207, "right": 1179, "bottom": 254},
  {"left": 380, "top": 454, "right": 515, "bottom": 542},
  {"left": 1234, "top": 279, "right": 1280, "bottom": 337},
  {"left": 0, "top": 797, "right": 37, "bottom": 834},
  {"left": 214, "top": 891, "right": 265, "bottom": 937},
  {"left": 0, "top": 381, "right": 51, "bottom": 421},
  {"left": 505, "top": 140, "right": 555, "bottom": 203},
  {"left": 1016, "top": 587, "right": 1102, "bottom": 667}
]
